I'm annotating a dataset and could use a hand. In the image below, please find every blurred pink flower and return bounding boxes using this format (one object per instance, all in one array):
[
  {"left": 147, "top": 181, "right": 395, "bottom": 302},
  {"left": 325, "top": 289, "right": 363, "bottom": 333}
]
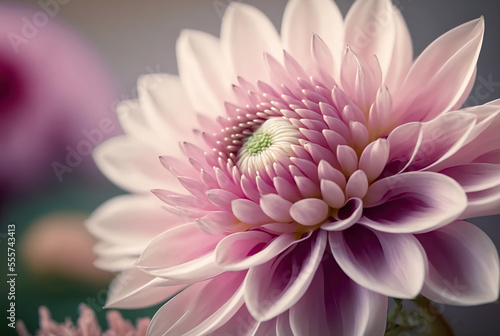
[
  {"left": 17, "top": 304, "right": 149, "bottom": 336},
  {"left": 0, "top": 4, "right": 119, "bottom": 194},
  {"left": 88, "top": 0, "right": 500, "bottom": 334}
]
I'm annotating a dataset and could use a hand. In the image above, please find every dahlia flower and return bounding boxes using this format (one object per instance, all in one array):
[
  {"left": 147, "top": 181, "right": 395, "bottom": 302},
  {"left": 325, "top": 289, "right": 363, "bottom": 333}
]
[
  {"left": 88, "top": 0, "right": 500, "bottom": 334},
  {"left": 16, "top": 304, "right": 149, "bottom": 336}
]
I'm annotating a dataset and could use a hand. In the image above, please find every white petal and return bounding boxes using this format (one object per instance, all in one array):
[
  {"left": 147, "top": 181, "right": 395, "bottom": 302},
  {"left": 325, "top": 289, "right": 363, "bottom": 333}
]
[
  {"left": 281, "top": 0, "right": 343, "bottom": 77},
  {"left": 93, "top": 136, "right": 181, "bottom": 193},
  {"left": 105, "top": 267, "right": 185, "bottom": 309},
  {"left": 137, "top": 74, "right": 197, "bottom": 146},
  {"left": 177, "top": 30, "right": 232, "bottom": 118},
  {"left": 220, "top": 3, "right": 282, "bottom": 84},
  {"left": 136, "top": 223, "right": 223, "bottom": 281},
  {"left": 344, "top": 0, "right": 396, "bottom": 80}
]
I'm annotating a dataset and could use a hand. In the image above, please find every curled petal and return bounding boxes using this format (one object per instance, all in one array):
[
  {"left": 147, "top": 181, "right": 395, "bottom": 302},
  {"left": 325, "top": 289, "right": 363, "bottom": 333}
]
[
  {"left": 215, "top": 231, "right": 298, "bottom": 271},
  {"left": 244, "top": 231, "right": 326, "bottom": 321},
  {"left": 330, "top": 225, "right": 427, "bottom": 298},
  {"left": 361, "top": 172, "right": 467, "bottom": 233}
]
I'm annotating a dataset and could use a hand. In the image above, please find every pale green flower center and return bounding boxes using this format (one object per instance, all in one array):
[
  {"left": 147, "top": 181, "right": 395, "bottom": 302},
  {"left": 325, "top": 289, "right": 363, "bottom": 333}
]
[
  {"left": 244, "top": 131, "right": 273, "bottom": 155},
  {"left": 236, "top": 117, "right": 301, "bottom": 175}
]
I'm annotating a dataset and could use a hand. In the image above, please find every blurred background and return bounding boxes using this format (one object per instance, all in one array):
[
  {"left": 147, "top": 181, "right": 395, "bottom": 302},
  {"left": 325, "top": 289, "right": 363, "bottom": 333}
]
[{"left": 0, "top": 0, "right": 499, "bottom": 335}]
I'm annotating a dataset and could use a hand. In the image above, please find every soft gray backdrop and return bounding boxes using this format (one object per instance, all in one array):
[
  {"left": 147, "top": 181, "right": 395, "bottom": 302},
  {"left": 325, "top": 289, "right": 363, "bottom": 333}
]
[{"left": 3, "top": 0, "right": 499, "bottom": 335}]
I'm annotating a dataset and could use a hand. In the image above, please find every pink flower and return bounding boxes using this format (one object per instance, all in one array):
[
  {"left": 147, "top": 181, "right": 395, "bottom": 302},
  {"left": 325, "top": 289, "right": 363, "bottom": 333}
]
[
  {"left": 0, "top": 4, "right": 118, "bottom": 194},
  {"left": 16, "top": 304, "right": 149, "bottom": 336},
  {"left": 88, "top": 0, "right": 500, "bottom": 334}
]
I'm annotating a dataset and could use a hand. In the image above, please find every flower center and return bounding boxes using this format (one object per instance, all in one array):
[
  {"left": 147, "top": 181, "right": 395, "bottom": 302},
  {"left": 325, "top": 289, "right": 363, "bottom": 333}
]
[
  {"left": 244, "top": 131, "right": 273, "bottom": 155},
  {"left": 236, "top": 117, "right": 301, "bottom": 175}
]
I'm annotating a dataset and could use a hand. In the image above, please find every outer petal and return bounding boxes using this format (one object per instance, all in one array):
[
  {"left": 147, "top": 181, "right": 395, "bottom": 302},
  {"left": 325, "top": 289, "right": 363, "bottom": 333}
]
[
  {"left": 176, "top": 30, "right": 232, "bottom": 118},
  {"left": 344, "top": 0, "right": 396, "bottom": 80},
  {"left": 383, "top": 7, "right": 413, "bottom": 93},
  {"left": 431, "top": 100, "right": 500, "bottom": 171},
  {"left": 416, "top": 221, "right": 499, "bottom": 305},
  {"left": 136, "top": 223, "right": 224, "bottom": 281},
  {"left": 290, "top": 256, "right": 387, "bottom": 336},
  {"left": 208, "top": 305, "right": 259, "bottom": 336},
  {"left": 281, "top": 0, "right": 344, "bottom": 76},
  {"left": 244, "top": 231, "right": 326, "bottom": 321},
  {"left": 137, "top": 74, "right": 198, "bottom": 145},
  {"left": 395, "top": 18, "right": 484, "bottom": 123},
  {"left": 105, "top": 267, "right": 185, "bottom": 309},
  {"left": 148, "top": 272, "right": 246, "bottom": 336},
  {"left": 330, "top": 225, "right": 427, "bottom": 298},
  {"left": 86, "top": 194, "right": 179, "bottom": 271},
  {"left": 93, "top": 136, "right": 181, "bottom": 193},
  {"left": 220, "top": 3, "right": 282, "bottom": 84},
  {"left": 361, "top": 172, "right": 467, "bottom": 233},
  {"left": 214, "top": 231, "right": 298, "bottom": 271}
]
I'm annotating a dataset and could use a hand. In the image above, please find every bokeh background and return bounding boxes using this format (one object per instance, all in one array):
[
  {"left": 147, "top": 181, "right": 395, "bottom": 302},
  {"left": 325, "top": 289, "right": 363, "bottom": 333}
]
[{"left": 0, "top": 0, "right": 499, "bottom": 335}]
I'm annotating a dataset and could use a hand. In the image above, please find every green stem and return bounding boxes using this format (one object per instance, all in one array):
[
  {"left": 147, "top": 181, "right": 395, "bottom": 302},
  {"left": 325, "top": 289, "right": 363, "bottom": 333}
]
[{"left": 412, "top": 296, "right": 454, "bottom": 336}]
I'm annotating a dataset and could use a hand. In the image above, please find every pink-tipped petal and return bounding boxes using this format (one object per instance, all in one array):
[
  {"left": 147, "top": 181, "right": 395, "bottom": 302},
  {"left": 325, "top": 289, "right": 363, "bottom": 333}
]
[
  {"left": 290, "top": 198, "right": 329, "bottom": 226},
  {"left": 259, "top": 193, "right": 294, "bottom": 223},
  {"left": 359, "top": 138, "right": 390, "bottom": 182}
]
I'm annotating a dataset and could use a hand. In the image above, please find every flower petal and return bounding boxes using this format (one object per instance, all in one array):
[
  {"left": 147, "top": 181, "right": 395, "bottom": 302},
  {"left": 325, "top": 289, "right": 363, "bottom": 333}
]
[
  {"left": 149, "top": 272, "right": 246, "bottom": 336},
  {"left": 330, "top": 225, "right": 427, "bottom": 298},
  {"left": 396, "top": 18, "right": 484, "bottom": 122},
  {"left": 281, "top": 0, "right": 343, "bottom": 76},
  {"left": 105, "top": 267, "right": 185, "bottom": 309},
  {"left": 290, "top": 256, "right": 387, "bottom": 336},
  {"left": 137, "top": 74, "right": 197, "bottom": 146},
  {"left": 344, "top": 0, "right": 397, "bottom": 80},
  {"left": 232, "top": 199, "right": 273, "bottom": 225},
  {"left": 361, "top": 172, "right": 467, "bottom": 233},
  {"left": 289, "top": 198, "right": 329, "bottom": 226},
  {"left": 215, "top": 231, "right": 298, "bottom": 271},
  {"left": 86, "top": 194, "right": 179, "bottom": 271},
  {"left": 220, "top": 3, "right": 282, "bottom": 84},
  {"left": 259, "top": 193, "right": 294, "bottom": 223},
  {"left": 177, "top": 30, "right": 232, "bottom": 118},
  {"left": 321, "top": 197, "right": 363, "bottom": 231},
  {"left": 93, "top": 136, "right": 181, "bottom": 193},
  {"left": 416, "top": 221, "right": 499, "bottom": 305},
  {"left": 136, "top": 223, "right": 223, "bottom": 281},
  {"left": 244, "top": 231, "right": 326, "bottom": 321}
]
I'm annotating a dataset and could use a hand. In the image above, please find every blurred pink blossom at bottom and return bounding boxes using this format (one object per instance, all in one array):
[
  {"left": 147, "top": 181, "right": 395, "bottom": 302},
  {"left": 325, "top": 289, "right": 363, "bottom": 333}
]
[{"left": 16, "top": 304, "right": 149, "bottom": 336}]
